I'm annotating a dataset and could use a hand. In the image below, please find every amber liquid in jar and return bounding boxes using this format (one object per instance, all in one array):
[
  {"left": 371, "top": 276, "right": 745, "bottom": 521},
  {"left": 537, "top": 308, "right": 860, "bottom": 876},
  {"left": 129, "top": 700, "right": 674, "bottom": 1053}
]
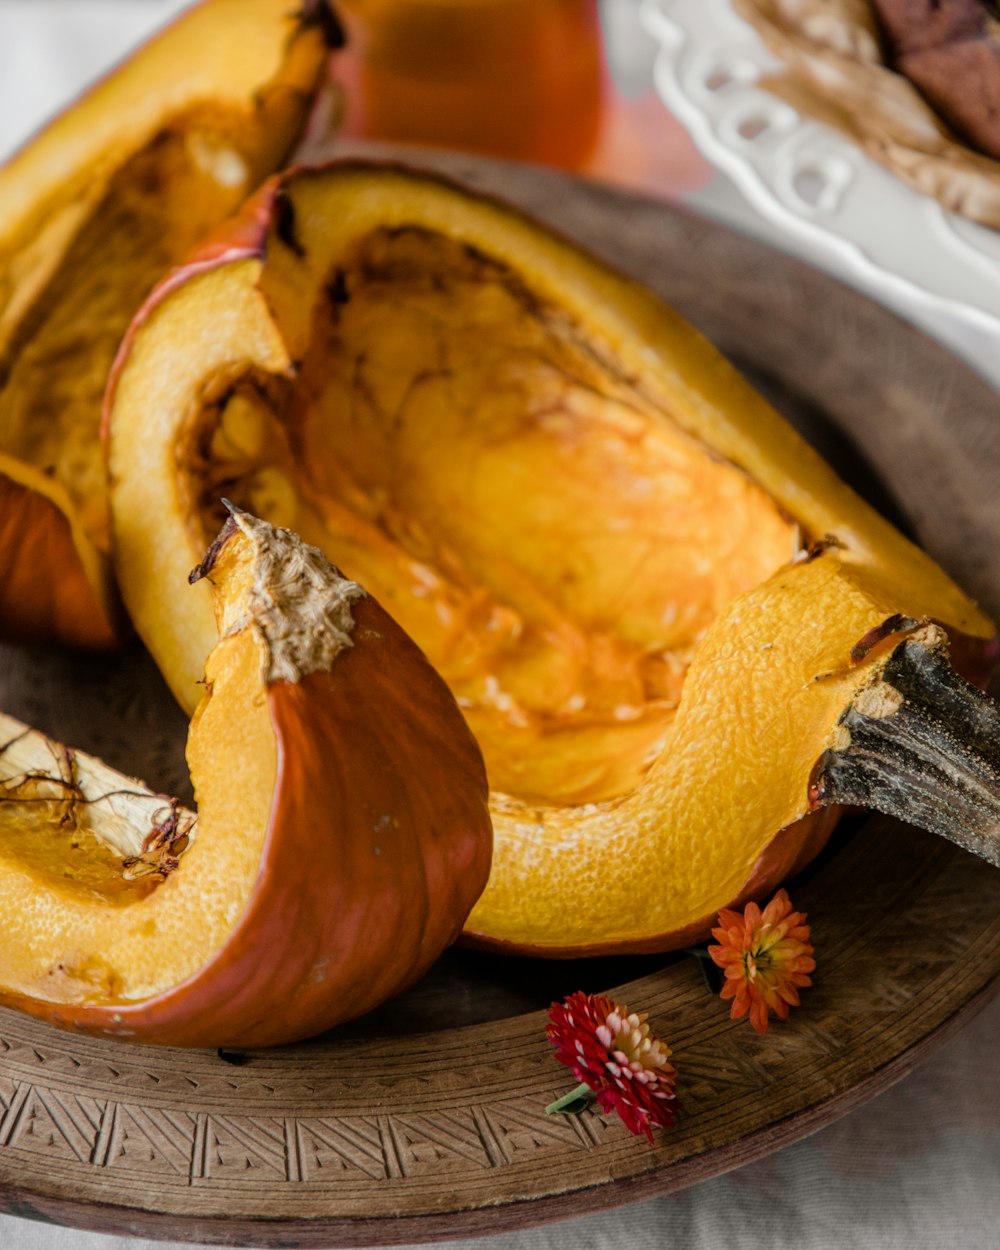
[{"left": 337, "top": 0, "right": 605, "bottom": 169}]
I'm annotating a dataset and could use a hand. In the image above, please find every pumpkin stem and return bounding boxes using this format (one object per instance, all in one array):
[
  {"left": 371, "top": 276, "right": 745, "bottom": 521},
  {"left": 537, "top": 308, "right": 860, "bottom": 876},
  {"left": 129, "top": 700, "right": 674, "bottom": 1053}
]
[{"left": 812, "top": 633, "right": 1000, "bottom": 867}]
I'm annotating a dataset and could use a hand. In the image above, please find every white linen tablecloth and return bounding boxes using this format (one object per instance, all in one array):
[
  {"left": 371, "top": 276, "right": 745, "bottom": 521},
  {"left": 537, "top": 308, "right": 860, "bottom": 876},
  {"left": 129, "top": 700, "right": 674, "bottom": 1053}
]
[{"left": 0, "top": 3, "right": 997, "bottom": 1247}]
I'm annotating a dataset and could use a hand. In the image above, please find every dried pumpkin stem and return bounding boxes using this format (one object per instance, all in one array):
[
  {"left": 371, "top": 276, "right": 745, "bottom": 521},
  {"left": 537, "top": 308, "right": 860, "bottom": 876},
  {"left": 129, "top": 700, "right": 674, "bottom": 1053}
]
[
  {"left": 812, "top": 635, "right": 1000, "bottom": 866},
  {"left": 0, "top": 714, "right": 196, "bottom": 875}
]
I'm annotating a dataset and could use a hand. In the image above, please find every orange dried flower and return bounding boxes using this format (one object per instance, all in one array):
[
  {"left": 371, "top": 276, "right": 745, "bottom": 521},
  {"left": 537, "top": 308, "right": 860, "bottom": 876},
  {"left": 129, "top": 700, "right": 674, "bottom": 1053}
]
[
  {"left": 708, "top": 889, "right": 815, "bottom": 1033},
  {"left": 546, "top": 991, "right": 679, "bottom": 1141}
]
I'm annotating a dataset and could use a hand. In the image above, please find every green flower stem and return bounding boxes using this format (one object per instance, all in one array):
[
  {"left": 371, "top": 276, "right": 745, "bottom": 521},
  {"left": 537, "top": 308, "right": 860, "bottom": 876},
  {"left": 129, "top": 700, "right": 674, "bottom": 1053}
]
[
  {"left": 683, "top": 946, "right": 725, "bottom": 995},
  {"left": 545, "top": 1082, "right": 596, "bottom": 1116}
]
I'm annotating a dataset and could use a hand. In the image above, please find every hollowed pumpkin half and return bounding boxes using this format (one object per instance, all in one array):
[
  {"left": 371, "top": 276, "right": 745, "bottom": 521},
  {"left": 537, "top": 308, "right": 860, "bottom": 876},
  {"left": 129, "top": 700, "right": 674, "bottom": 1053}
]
[
  {"left": 0, "top": 509, "right": 491, "bottom": 1046},
  {"left": 0, "top": 0, "right": 341, "bottom": 649},
  {"left": 106, "top": 162, "right": 998, "bottom": 956}
]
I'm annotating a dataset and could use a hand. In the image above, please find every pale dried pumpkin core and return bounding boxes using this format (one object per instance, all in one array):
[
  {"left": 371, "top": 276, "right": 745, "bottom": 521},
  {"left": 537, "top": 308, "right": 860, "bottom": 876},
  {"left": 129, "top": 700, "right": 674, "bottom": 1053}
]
[
  {"left": 191, "top": 227, "right": 799, "bottom": 805},
  {"left": 0, "top": 620, "right": 275, "bottom": 1005},
  {"left": 0, "top": 113, "right": 256, "bottom": 550}
]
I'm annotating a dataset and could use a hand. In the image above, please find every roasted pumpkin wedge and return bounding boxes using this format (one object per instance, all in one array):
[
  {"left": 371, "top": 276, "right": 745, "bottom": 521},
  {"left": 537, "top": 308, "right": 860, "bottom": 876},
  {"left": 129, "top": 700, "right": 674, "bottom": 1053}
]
[
  {"left": 0, "top": 507, "right": 491, "bottom": 1046},
  {"left": 106, "top": 162, "right": 999, "bottom": 957},
  {"left": 0, "top": 0, "right": 341, "bottom": 649}
]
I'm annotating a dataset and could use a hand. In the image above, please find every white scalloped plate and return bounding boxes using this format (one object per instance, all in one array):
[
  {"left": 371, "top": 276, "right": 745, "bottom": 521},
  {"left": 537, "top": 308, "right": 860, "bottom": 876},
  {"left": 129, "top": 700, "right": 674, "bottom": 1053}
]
[{"left": 640, "top": 0, "right": 1000, "bottom": 335}]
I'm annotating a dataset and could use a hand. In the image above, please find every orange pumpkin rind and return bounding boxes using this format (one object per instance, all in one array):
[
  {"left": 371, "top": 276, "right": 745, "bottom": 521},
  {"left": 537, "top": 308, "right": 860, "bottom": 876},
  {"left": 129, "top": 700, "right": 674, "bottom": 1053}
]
[
  {"left": 103, "top": 161, "right": 998, "bottom": 958},
  {"left": 0, "top": 0, "right": 340, "bottom": 649},
  {"left": 0, "top": 507, "right": 492, "bottom": 1047}
]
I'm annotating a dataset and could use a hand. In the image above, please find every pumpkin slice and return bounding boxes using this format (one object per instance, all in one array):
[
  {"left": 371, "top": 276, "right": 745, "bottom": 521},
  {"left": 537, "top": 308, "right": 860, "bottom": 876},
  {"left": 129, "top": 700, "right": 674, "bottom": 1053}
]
[
  {"left": 0, "top": 507, "right": 491, "bottom": 1046},
  {"left": 0, "top": 0, "right": 342, "bottom": 649},
  {"left": 106, "top": 162, "right": 998, "bottom": 956}
]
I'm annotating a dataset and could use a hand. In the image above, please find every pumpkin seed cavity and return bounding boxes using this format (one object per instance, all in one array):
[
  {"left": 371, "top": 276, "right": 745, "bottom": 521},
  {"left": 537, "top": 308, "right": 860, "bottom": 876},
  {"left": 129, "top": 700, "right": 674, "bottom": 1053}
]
[
  {"left": 187, "top": 227, "right": 803, "bottom": 806},
  {"left": 0, "top": 116, "right": 257, "bottom": 552}
]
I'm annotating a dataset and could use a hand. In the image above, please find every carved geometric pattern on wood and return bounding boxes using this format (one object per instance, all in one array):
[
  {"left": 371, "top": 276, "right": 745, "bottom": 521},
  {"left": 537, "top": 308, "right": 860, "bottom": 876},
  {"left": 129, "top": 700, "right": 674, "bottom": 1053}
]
[
  {"left": 0, "top": 1092, "right": 623, "bottom": 1186},
  {"left": 103, "top": 1106, "right": 196, "bottom": 1177},
  {"left": 0, "top": 1086, "right": 102, "bottom": 1165},
  {"left": 296, "top": 1117, "right": 390, "bottom": 1183},
  {"left": 473, "top": 1097, "right": 601, "bottom": 1165},
  {"left": 387, "top": 1109, "right": 496, "bottom": 1177},
  {"left": 193, "top": 1114, "right": 288, "bottom": 1185}
]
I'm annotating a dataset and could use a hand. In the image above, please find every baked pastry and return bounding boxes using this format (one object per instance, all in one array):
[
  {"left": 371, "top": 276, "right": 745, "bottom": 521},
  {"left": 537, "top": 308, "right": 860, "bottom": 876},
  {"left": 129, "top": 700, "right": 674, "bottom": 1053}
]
[
  {"left": 870, "top": 0, "right": 983, "bottom": 54},
  {"left": 871, "top": 0, "right": 1000, "bottom": 158},
  {"left": 734, "top": 0, "right": 1000, "bottom": 229}
]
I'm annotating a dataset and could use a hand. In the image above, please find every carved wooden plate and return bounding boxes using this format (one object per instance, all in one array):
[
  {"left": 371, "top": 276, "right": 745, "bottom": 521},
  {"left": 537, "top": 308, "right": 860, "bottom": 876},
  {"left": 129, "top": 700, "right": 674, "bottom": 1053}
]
[{"left": 2, "top": 156, "right": 999, "bottom": 1247}]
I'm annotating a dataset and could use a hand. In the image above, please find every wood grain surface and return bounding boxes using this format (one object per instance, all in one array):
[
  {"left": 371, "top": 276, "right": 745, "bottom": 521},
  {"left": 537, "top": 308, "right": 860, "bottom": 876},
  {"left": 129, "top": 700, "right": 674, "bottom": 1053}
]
[{"left": 1, "top": 152, "right": 999, "bottom": 1247}]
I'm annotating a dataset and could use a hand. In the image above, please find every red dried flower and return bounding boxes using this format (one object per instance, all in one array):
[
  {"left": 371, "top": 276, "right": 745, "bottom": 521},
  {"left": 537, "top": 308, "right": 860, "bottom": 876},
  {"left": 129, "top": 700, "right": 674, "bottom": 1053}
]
[
  {"left": 546, "top": 991, "right": 678, "bottom": 1141},
  {"left": 708, "top": 889, "right": 815, "bottom": 1033}
]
